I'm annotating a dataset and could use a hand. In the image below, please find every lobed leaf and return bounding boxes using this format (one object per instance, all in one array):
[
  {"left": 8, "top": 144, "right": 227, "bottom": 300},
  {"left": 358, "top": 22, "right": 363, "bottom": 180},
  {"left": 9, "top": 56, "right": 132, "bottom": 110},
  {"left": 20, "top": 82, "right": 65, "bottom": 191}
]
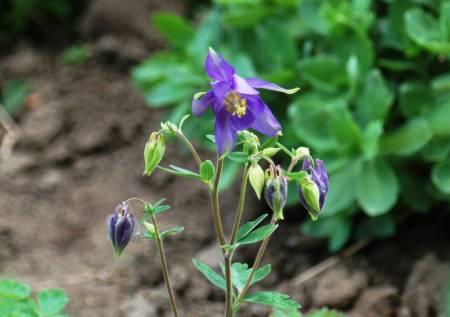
[
  {"left": 244, "top": 291, "right": 301, "bottom": 311},
  {"left": 192, "top": 259, "right": 226, "bottom": 291}
]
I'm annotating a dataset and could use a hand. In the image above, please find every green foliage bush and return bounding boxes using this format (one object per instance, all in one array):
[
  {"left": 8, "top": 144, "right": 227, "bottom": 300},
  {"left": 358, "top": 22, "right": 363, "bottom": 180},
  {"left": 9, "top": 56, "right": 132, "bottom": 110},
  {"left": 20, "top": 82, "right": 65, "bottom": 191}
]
[
  {"left": 0, "top": 279, "right": 69, "bottom": 316},
  {"left": 133, "top": 0, "right": 450, "bottom": 250}
]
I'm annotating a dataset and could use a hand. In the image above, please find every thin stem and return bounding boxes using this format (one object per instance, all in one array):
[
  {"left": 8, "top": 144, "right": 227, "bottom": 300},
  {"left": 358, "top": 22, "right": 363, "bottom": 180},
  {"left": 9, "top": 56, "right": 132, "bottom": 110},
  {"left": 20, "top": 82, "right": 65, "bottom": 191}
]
[
  {"left": 175, "top": 131, "right": 202, "bottom": 167},
  {"left": 230, "top": 164, "right": 250, "bottom": 246},
  {"left": 224, "top": 255, "right": 233, "bottom": 317},
  {"left": 124, "top": 197, "right": 147, "bottom": 206},
  {"left": 233, "top": 215, "right": 277, "bottom": 311},
  {"left": 287, "top": 158, "right": 298, "bottom": 173},
  {"left": 151, "top": 214, "right": 180, "bottom": 317},
  {"left": 210, "top": 157, "right": 226, "bottom": 247}
]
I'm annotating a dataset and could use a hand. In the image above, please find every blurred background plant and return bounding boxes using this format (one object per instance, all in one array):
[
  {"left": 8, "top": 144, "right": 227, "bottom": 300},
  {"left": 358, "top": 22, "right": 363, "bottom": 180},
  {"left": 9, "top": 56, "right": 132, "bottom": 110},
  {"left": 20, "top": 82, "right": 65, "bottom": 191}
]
[
  {"left": 132, "top": 0, "right": 450, "bottom": 251},
  {"left": 0, "top": 279, "right": 69, "bottom": 316},
  {"left": 0, "top": 0, "right": 84, "bottom": 44}
]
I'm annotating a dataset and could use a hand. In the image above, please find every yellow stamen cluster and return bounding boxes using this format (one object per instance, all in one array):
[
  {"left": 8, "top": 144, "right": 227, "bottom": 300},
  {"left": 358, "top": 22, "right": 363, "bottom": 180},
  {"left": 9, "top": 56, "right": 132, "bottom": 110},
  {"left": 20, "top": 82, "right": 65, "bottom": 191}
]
[{"left": 224, "top": 92, "right": 247, "bottom": 118}]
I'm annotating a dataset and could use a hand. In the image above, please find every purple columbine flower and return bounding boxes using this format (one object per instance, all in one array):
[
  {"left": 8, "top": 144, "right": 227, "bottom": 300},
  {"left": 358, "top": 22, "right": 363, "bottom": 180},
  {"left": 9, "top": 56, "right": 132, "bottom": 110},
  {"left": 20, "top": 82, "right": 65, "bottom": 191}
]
[
  {"left": 298, "top": 158, "right": 329, "bottom": 220},
  {"left": 192, "top": 48, "right": 299, "bottom": 154},
  {"left": 107, "top": 202, "right": 135, "bottom": 256}
]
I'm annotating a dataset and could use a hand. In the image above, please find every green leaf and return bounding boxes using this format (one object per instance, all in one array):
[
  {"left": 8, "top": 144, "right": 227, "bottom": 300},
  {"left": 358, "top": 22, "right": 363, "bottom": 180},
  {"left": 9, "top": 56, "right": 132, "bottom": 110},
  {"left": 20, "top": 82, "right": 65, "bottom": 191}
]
[
  {"left": 158, "top": 165, "right": 203, "bottom": 181},
  {"left": 288, "top": 93, "right": 343, "bottom": 152},
  {"left": 356, "top": 69, "right": 393, "bottom": 126},
  {"left": 321, "top": 161, "right": 361, "bottom": 217},
  {"left": 0, "top": 280, "right": 31, "bottom": 300},
  {"left": 357, "top": 158, "right": 399, "bottom": 216},
  {"left": 37, "top": 289, "right": 68, "bottom": 316},
  {"left": 360, "top": 121, "right": 383, "bottom": 160},
  {"left": 302, "top": 214, "right": 352, "bottom": 252},
  {"left": 144, "top": 81, "right": 194, "bottom": 108},
  {"left": 161, "top": 226, "right": 184, "bottom": 239},
  {"left": 153, "top": 205, "right": 171, "bottom": 215},
  {"left": 380, "top": 118, "right": 433, "bottom": 156},
  {"left": 200, "top": 160, "right": 215, "bottom": 182},
  {"left": 399, "top": 82, "right": 434, "bottom": 118},
  {"left": 227, "top": 263, "right": 271, "bottom": 291},
  {"left": 2, "top": 80, "right": 30, "bottom": 114},
  {"left": 330, "top": 106, "right": 361, "bottom": 149},
  {"left": 152, "top": 12, "right": 194, "bottom": 48},
  {"left": 237, "top": 224, "right": 278, "bottom": 245},
  {"left": 227, "top": 151, "right": 249, "bottom": 163},
  {"left": 298, "top": 56, "right": 345, "bottom": 93},
  {"left": 432, "top": 160, "right": 450, "bottom": 194},
  {"left": 441, "top": 1, "right": 450, "bottom": 40},
  {"left": 356, "top": 214, "right": 396, "bottom": 239},
  {"left": 404, "top": 8, "right": 450, "bottom": 53},
  {"left": 244, "top": 291, "right": 301, "bottom": 311},
  {"left": 236, "top": 214, "right": 268, "bottom": 241},
  {"left": 427, "top": 99, "right": 450, "bottom": 136},
  {"left": 192, "top": 259, "right": 226, "bottom": 291}
]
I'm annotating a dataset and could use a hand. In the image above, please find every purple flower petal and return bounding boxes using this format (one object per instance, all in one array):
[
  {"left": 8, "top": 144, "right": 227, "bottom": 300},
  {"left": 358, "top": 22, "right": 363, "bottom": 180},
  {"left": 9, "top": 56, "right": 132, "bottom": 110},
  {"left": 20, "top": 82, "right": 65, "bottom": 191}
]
[
  {"left": 192, "top": 91, "right": 215, "bottom": 116},
  {"left": 205, "top": 48, "right": 235, "bottom": 81},
  {"left": 215, "top": 107, "right": 237, "bottom": 154},
  {"left": 249, "top": 102, "right": 282, "bottom": 137},
  {"left": 245, "top": 95, "right": 266, "bottom": 115},
  {"left": 229, "top": 109, "right": 255, "bottom": 130},
  {"left": 212, "top": 80, "right": 233, "bottom": 102},
  {"left": 245, "top": 78, "right": 300, "bottom": 94},
  {"left": 233, "top": 75, "right": 259, "bottom": 95}
]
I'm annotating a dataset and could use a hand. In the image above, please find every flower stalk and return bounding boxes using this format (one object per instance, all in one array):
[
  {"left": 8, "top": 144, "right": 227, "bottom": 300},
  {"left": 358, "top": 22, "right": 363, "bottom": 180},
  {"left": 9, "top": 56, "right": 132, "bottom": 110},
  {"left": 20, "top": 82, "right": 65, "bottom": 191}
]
[{"left": 150, "top": 213, "right": 180, "bottom": 317}]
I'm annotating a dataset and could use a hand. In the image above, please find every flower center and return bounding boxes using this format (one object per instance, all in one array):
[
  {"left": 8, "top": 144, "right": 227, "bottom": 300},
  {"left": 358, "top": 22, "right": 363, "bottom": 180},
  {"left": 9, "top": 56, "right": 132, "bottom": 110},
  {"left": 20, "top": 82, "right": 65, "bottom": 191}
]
[{"left": 224, "top": 92, "right": 247, "bottom": 118}]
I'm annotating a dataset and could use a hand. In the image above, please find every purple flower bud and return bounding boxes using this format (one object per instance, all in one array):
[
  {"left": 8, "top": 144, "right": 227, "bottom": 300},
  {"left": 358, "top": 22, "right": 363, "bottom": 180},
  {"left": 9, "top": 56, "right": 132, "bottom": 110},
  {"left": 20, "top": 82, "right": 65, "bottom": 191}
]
[
  {"left": 264, "top": 165, "right": 288, "bottom": 220},
  {"left": 298, "top": 158, "right": 329, "bottom": 220},
  {"left": 107, "top": 202, "right": 135, "bottom": 256}
]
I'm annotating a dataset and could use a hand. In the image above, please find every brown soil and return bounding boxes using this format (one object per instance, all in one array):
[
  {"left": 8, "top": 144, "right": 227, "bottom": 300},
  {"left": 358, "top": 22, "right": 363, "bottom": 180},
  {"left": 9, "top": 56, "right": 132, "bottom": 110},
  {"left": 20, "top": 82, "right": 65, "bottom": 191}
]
[{"left": 1, "top": 1, "right": 450, "bottom": 316}]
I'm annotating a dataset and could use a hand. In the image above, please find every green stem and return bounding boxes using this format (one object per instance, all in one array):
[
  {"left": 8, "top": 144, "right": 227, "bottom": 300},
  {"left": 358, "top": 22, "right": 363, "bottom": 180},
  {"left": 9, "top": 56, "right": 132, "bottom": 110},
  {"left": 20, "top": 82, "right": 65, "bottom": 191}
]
[
  {"left": 233, "top": 215, "right": 277, "bottom": 312},
  {"left": 210, "top": 157, "right": 226, "bottom": 247},
  {"left": 230, "top": 164, "right": 250, "bottom": 246},
  {"left": 151, "top": 214, "right": 180, "bottom": 317},
  {"left": 175, "top": 130, "right": 202, "bottom": 167},
  {"left": 224, "top": 255, "right": 233, "bottom": 317}
]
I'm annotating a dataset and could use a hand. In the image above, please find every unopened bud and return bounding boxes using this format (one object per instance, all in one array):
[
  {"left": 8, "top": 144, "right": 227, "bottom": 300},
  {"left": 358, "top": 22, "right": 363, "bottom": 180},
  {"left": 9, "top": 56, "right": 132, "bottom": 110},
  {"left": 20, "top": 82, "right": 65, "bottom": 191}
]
[
  {"left": 264, "top": 165, "right": 288, "bottom": 220},
  {"left": 298, "top": 158, "right": 329, "bottom": 220},
  {"left": 295, "top": 147, "right": 310, "bottom": 160},
  {"left": 249, "top": 163, "right": 265, "bottom": 199},
  {"left": 107, "top": 202, "right": 135, "bottom": 256},
  {"left": 144, "top": 132, "right": 165, "bottom": 176}
]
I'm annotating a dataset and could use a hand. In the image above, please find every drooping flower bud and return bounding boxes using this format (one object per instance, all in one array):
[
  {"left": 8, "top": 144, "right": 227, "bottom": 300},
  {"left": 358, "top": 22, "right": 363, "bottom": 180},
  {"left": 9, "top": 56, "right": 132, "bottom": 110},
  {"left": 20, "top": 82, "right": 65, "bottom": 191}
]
[
  {"left": 264, "top": 165, "right": 288, "bottom": 220},
  {"left": 107, "top": 202, "right": 135, "bottom": 256},
  {"left": 144, "top": 132, "right": 165, "bottom": 176},
  {"left": 298, "top": 158, "right": 329, "bottom": 220},
  {"left": 249, "top": 163, "right": 265, "bottom": 199}
]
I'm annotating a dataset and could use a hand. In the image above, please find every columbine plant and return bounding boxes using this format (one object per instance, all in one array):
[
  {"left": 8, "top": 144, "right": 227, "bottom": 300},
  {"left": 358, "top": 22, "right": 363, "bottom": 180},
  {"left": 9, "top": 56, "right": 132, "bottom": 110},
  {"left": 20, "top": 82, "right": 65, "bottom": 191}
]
[{"left": 107, "top": 48, "right": 329, "bottom": 317}]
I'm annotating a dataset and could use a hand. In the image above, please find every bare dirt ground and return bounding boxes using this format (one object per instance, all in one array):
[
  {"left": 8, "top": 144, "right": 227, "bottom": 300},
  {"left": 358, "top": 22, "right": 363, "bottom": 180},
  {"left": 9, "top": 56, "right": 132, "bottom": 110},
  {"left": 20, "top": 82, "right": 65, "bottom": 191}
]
[{"left": 1, "top": 1, "right": 450, "bottom": 316}]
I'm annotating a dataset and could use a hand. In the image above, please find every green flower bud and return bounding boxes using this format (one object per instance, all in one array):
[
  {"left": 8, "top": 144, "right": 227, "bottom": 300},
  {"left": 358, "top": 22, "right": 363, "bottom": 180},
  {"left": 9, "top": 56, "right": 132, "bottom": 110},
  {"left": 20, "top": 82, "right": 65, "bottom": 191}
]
[
  {"left": 264, "top": 165, "right": 288, "bottom": 220},
  {"left": 295, "top": 147, "right": 310, "bottom": 160},
  {"left": 249, "top": 163, "right": 265, "bottom": 199},
  {"left": 299, "top": 175, "right": 321, "bottom": 220},
  {"left": 144, "top": 132, "right": 165, "bottom": 176}
]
